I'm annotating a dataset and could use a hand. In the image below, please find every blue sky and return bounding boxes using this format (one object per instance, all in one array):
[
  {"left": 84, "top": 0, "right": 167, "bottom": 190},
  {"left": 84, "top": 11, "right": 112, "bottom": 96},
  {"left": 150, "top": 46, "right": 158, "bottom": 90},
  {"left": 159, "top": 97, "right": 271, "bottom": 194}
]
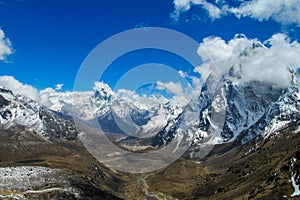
[{"left": 0, "top": 0, "right": 299, "bottom": 92}]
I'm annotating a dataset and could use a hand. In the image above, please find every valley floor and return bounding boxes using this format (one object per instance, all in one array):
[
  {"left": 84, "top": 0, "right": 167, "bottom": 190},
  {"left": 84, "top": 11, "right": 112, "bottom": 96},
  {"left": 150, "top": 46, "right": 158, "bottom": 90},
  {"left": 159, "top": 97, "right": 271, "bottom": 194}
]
[{"left": 0, "top": 125, "right": 300, "bottom": 199}]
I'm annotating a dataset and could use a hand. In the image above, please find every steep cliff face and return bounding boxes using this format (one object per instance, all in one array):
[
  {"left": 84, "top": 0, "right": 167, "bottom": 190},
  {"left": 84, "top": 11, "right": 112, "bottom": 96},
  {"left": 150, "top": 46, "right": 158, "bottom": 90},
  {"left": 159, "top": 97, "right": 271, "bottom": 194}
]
[{"left": 153, "top": 68, "right": 299, "bottom": 158}]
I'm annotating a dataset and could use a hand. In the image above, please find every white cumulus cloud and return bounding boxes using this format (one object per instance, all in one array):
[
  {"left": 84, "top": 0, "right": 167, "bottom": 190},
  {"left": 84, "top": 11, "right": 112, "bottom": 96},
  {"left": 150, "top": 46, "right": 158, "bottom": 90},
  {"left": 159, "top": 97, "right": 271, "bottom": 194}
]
[
  {"left": 0, "top": 28, "right": 13, "bottom": 61},
  {"left": 171, "top": 0, "right": 224, "bottom": 21},
  {"left": 195, "top": 33, "right": 300, "bottom": 87},
  {"left": 171, "top": 0, "right": 300, "bottom": 26},
  {"left": 55, "top": 83, "right": 64, "bottom": 90},
  {"left": 156, "top": 81, "right": 184, "bottom": 96},
  {"left": 178, "top": 70, "right": 187, "bottom": 78},
  {"left": 231, "top": 0, "right": 300, "bottom": 26}
]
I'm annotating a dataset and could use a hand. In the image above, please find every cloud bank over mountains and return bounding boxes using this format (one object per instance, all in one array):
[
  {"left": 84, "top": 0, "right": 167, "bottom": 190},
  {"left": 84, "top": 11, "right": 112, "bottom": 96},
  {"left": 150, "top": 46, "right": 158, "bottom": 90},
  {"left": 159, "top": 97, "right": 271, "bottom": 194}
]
[
  {"left": 195, "top": 33, "right": 300, "bottom": 88},
  {"left": 0, "top": 32, "right": 299, "bottom": 107}
]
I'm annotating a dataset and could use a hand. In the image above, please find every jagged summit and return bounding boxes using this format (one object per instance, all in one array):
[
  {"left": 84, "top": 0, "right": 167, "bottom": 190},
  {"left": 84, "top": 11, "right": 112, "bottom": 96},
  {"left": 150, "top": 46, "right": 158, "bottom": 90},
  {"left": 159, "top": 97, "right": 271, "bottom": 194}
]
[
  {"left": 93, "top": 81, "right": 113, "bottom": 101},
  {"left": 153, "top": 68, "right": 299, "bottom": 158}
]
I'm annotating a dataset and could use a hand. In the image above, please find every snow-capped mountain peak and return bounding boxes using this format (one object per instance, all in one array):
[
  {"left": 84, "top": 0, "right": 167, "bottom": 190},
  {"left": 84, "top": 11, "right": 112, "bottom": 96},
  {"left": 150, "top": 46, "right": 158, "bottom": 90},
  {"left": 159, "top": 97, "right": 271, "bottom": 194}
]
[
  {"left": 0, "top": 86, "right": 78, "bottom": 140},
  {"left": 153, "top": 65, "right": 300, "bottom": 158},
  {"left": 93, "top": 81, "right": 113, "bottom": 101}
]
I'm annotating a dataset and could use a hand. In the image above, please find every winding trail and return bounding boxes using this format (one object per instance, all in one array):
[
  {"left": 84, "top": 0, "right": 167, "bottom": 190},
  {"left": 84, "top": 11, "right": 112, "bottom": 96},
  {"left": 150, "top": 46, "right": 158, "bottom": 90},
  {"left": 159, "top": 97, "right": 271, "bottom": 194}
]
[
  {"left": 138, "top": 174, "right": 177, "bottom": 200},
  {"left": 23, "top": 187, "right": 65, "bottom": 194}
]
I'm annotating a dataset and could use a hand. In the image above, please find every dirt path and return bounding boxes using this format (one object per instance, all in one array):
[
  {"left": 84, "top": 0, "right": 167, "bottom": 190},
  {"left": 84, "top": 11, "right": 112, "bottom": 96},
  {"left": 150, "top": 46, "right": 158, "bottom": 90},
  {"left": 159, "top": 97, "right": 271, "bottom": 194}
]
[
  {"left": 138, "top": 174, "right": 177, "bottom": 200},
  {"left": 23, "top": 187, "right": 65, "bottom": 194}
]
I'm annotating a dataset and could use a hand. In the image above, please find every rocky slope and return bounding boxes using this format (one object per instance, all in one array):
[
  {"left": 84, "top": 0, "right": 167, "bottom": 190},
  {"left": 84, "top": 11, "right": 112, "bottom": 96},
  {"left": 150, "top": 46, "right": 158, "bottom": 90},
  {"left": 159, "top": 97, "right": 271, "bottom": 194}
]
[
  {"left": 144, "top": 123, "right": 300, "bottom": 199},
  {"left": 0, "top": 125, "right": 123, "bottom": 199},
  {"left": 0, "top": 86, "right": 78, "bottom": 140}
]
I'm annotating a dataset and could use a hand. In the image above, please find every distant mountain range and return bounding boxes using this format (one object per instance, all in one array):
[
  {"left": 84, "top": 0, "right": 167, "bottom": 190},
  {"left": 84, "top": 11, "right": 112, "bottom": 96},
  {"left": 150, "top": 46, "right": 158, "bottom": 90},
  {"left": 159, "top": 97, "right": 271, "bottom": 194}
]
[{"left": 0, "top": 62, "right": 299, "bottom": 156}]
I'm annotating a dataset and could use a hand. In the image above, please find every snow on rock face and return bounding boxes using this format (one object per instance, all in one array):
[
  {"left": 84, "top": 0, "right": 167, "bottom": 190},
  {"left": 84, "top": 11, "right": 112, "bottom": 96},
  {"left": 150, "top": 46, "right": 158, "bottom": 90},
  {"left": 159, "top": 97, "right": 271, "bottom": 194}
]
[
  {"left": 154, "top": 68, "right": 300, "bottom": 158},
  {"left": 1, "top": 81, "right": 185, "bottom": 139},
  {"left": 290, "top": 152, "right": 300, "bottom": 197},
  {"left": 41, "top": 89, "right": 97, "bottom": 121},
  {"left": 40, "top": 82, "right": 113, "bottom": 122},
  {"left": 262, "top": 89, "right": 300, "bottom": 138},
  {"left": 241, "top": 72, "right": 300, "bottom": 143},
  {"left": 222, "top": 79, "right": 283, "bottom": 142},
  {"left": 93, "top": 81, "right": 113, "bottom": 101},
  {"left": 0, "top": 86, "right": 43, "bottom": 133},
  {"left": 0, "top": 86, "right": 78, "bottom": 139},
  {"left": 155, "top": 77, "right": 281, "bottom": 143},
  {"left": 39, "top": 82, "right": 113, "bottom": 122},
  {"left": 153, "top": 81, "right": 212, "bottom": 147},
  {"left": 96, "top": 91, "right": 186, "bottom": 137},
  {"left": 41, "top": 82, "right": 186, "bottom": 137}
]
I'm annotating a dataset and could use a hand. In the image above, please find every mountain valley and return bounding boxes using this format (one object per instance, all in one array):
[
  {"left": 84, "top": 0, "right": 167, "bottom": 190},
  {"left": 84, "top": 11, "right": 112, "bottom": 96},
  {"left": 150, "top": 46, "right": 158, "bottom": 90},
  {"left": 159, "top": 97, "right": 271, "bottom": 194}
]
[{"left": 0, "top": 65, "right": 299, "bottom": 199}]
